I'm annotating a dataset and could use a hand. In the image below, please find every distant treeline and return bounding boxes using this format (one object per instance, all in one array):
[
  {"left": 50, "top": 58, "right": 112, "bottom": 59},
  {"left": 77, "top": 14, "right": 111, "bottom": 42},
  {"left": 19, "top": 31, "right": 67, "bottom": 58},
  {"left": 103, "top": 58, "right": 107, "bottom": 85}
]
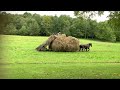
[{"left": 0, "top": 12, "right": 119, "bottom": 42}]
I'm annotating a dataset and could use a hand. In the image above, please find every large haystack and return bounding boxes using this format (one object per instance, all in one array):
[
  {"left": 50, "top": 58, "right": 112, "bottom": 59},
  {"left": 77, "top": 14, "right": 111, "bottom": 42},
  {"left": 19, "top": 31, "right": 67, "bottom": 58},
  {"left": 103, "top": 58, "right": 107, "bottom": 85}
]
[
  {"left": 50, "top": 35, "right": 79, "bottom": 52},
  {"left": 36, "top": 33, "right": 80, "bottom": 52}
]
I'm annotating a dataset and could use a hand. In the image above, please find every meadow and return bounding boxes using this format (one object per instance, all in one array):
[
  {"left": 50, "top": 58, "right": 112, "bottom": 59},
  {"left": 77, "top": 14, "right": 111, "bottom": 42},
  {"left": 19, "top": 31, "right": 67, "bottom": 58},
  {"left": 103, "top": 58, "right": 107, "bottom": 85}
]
[{"left": 0, "top": 35, "right": 120, "bottom": 79}]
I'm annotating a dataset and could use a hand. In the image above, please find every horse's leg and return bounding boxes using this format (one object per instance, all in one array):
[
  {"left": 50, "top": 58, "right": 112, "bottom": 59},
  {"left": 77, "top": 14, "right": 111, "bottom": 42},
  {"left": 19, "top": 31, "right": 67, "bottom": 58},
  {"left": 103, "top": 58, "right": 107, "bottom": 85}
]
[
  {"left": 84, "top": 48, "right": 85, "bottom": 51},
  {"left": 83, "top": 48, "right": 85, "bottom": 51},
  {"left": 85, "top": 47, "right": 87, "bottom": 51},
  {"left": 88, "top": 48, "right": 89, "bottom": 51},
  {"left": 83, "top": 47, "right": 85, "bottom": 51},
  {"left": 82, "top": 48, "right": 83, "bottom": 52}
]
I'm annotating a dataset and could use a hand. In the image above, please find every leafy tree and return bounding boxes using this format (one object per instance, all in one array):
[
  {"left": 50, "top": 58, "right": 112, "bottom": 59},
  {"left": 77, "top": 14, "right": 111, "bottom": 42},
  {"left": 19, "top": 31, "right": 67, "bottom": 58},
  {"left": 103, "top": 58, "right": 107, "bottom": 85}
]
[
  {"left": 58, "top": 15, "right": 71, "bottom": 36},
  {"left": 40, "top": 15, "right": 53, "bottom": 36},
  {"left": 108, "top": 11, "right": 120, "bottom": 41},
  {"left": 95, "top": 21, "right": 116, "bottom": 42},
  {"left": 19, "top": 25, "right": 28, "bottom": 35},
  {"left": 74, "top": 11, "right": 120, "bottom": 41},
  {"left": 26, "top": 18, "right": 39, "bottom": 36},
  {"left": 32, "top": 14, "right": 42, "bottom": 35},
  {"left": 51, "top": 15, "right": 59, "bottom": 34},
  {"left": 70, "top": 18, "right": 85, "bottom": 38},
  {"left": 4, "top": 23, "right": 17, "bottom": 35},
  {"left": 1, "top": 11, "right": 119, "bottom": 42},
  {"left": 23, "top": 12, "right": 32, "bottom": 18}
]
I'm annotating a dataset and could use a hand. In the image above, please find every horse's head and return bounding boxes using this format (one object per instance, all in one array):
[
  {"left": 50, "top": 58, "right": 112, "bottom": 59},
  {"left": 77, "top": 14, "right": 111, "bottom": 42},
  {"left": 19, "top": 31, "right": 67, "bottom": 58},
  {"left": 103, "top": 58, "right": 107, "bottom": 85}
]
[{"left": 89, "top": 43, "right": 92, "bottom": 47}]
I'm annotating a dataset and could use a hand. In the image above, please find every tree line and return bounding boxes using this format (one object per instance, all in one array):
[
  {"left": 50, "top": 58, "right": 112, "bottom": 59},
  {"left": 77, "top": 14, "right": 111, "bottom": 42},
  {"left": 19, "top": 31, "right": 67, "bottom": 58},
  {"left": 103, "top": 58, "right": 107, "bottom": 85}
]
[{"left": 0, "top": 11, "right": 119, "bottom": 42}]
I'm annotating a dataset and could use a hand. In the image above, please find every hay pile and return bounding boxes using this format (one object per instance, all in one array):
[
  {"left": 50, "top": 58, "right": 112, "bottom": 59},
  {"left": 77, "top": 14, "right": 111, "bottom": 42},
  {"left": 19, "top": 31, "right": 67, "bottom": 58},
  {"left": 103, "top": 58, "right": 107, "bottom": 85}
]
[
  {"left": 50, "top": 35, "right": 79, "bottom": 52},
  {"left": 36, "top": 33, "right": 80, "bottom": 52}
]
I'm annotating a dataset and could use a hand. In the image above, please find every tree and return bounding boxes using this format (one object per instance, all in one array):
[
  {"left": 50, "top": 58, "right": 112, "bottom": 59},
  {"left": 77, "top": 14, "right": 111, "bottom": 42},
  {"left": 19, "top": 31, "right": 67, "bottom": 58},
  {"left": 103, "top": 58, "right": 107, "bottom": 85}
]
[
  {"left": 95, "top": 21, "right": 116, "bottom": 42},
  {"left": 70, "top": 18, "right": 85, "bottom": 38},
  {"left": 23, "top": 12, "right": 32, "bottom": 18},
  {"left": 87, "top": 19, "right": 98, "bottom": 39},
  {"left": 19, "top": 25, "right": 28, "bottom": 35},
  {"left": 1, "top": 11, "right": 119, "bottom": 42},
  {"left": 40, "top": 15, "right": 53, "bottom": 36},
  {"left": 108, "top": 11, "right": 120, "bottom": 41},
  {"left": 51, "top": 15, "right": 59, "bottom": 34},
  {"left": 26, "top": 18, "right": 39, "bottom": 36},
  {"left": 74, "top": 11, "right": 104, "bottom": 19},
  {"left": 74, "top": 11, "right": 120, "bottom": 41},
  {"left": 4, "top": 23, "right": 17, "bottom": 35},
  {"left": 57, "top": 15, "right": 71, "bottom": 36},
  {"left": 70, "top": 18, "right": 94, "bottom": 39},
  {"left": 32, "top": 14, "right": 42, "bottom": 35}
]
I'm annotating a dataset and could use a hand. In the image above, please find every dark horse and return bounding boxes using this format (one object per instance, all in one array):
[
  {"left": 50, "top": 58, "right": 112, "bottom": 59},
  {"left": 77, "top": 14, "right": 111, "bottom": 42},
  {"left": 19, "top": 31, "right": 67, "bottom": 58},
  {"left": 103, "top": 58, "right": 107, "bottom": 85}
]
[{"left": 79, "top": 43, "right": 92, "bottom": 51}]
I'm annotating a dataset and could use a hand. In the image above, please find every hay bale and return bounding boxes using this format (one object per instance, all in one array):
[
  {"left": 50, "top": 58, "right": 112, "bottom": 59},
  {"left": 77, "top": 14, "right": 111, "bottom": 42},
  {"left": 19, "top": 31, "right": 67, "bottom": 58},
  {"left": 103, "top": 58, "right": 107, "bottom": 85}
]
[
  {"left": 50, "top": 35, "right": 80, "bottom": 52},
  {"left": 36, "top": 33, "right": 80, "bottom": 52}
]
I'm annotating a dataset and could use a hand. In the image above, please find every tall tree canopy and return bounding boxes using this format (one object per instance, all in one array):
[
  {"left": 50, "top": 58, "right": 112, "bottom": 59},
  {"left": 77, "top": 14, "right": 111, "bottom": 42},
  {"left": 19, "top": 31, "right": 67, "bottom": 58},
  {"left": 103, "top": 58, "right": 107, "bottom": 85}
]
[
  {"left": 0, "top": 11, "right": 120, "bottom": 42},
  {"left": 74, "top": 11, "right": 120, "bottom": 42}
]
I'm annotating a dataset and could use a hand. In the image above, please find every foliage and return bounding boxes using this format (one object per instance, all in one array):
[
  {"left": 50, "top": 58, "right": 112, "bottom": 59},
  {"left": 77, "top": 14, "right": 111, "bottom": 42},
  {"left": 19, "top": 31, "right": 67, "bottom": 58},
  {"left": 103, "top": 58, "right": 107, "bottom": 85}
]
[
  {"left": 74, "top": 11, "right": 120, "bottom": 42},
  {"left": 108, "top": 11, "right": 120, "bottom": 41},
  {"left": 95, "top": 21, "right": 116, "bottom": 42},
  {"left": 4, "top": 23, "right": 17, "bottom": 35},
  {"left": 1, "top": 11, "right": 120, "bottom": 42}
]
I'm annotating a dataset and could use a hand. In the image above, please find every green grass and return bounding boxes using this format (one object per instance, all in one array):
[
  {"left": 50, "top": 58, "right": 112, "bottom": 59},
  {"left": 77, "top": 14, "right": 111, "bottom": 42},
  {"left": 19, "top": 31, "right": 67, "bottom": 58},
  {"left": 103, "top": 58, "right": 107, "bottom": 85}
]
[{"left": 0, "top": 35, "right": 120, "bottom": 79}]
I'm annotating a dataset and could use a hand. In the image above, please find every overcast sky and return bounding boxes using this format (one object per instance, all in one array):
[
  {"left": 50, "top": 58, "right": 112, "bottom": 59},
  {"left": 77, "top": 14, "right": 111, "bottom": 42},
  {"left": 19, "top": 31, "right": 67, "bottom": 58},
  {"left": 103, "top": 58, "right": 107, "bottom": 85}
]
[{"left": 5, "top": 11, "right": 109, "bottom": 22}]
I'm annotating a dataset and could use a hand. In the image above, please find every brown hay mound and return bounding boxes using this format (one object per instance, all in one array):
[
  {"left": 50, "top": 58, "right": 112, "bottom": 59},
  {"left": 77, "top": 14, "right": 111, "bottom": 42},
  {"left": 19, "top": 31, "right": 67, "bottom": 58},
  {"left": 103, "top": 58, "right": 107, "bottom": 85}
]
[
  {"left": 50, "top": 35, "right": 80, "bottom": 52},
  {"left": 36, "top": 33, "right": 80, "bottom": 52}
]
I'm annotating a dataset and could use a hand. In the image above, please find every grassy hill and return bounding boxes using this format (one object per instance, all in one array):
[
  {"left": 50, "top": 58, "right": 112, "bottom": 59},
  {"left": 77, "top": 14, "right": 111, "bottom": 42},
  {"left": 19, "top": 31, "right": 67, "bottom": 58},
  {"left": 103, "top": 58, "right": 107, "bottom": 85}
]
[{"left": 0, "top": 35, "right": 120, "bottom": 79}]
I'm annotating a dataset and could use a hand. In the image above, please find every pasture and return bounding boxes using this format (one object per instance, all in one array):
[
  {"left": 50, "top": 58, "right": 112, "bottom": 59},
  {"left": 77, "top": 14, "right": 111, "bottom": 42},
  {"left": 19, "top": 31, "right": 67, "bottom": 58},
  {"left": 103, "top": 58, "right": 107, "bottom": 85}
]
[{"left": 0, "top": 35, "right": 120, "bottom": 79}]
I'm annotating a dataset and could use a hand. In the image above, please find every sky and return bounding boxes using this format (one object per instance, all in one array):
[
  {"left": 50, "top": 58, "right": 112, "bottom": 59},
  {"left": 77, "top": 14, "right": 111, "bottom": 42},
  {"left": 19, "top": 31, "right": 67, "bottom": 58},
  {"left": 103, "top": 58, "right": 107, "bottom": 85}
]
[{"left": 5, "top": 11, "right": 109, "bottom": 22}]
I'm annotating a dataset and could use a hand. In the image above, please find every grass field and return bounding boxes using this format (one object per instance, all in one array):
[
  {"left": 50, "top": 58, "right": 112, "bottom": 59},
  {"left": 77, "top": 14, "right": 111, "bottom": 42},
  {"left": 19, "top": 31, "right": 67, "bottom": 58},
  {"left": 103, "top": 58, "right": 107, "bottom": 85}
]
[{"left": 0, "top": 35, "right": 120, "bottom": 79}]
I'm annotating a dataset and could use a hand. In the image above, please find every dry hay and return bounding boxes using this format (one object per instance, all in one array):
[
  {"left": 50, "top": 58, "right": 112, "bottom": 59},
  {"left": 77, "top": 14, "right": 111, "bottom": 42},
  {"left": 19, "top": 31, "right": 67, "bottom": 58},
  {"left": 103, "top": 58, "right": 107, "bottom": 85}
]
[
  {"left": 36, "top": 33, "right": 80, "bottom": 52},
  {"left": 50, "top": 35, "right": 80, "bottom": 52}
]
